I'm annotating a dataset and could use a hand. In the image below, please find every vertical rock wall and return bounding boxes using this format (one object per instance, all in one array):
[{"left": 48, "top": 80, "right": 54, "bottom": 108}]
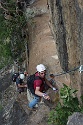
[
  {"left": 26, "top": 0, "right": 61, "bottom": 76},
  {"left": 49, "top": 0, "right": 83, "bottom": 97}
]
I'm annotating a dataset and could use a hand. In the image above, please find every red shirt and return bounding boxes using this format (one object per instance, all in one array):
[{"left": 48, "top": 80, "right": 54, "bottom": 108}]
[{"left": 34, "top": 72, "right": 45, "bottom": 92}]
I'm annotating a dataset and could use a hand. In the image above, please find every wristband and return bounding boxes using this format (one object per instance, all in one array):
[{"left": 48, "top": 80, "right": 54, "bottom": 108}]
[
  {"left": 42, "top": 93, "right": 47, "bottom": 98},
  {"left": 52, "top": 87, "right": 56, "bottom": 91}
]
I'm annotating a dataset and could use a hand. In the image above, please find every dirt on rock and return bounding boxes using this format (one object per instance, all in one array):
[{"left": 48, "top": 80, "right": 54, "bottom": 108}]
[
  {"left": 27, "top": 0, "right": 70, "bottom": 87},
  {"left": 27, "top": 0, "right": 58, "bottom": 72}
]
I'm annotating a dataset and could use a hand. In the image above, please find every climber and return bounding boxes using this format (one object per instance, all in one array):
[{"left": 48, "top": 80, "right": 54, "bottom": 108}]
[
  {"left": 16, "top": 73, "right": 27, "bottom": 94},
  {"left": 27, "top": 64, "right": 57, "bottom": 110},
  {"left": 44, "top": 73, "right": 57, "bottom": 90},
  {"left": 49, "top": 74, "right": 58, "bottom": 87}
]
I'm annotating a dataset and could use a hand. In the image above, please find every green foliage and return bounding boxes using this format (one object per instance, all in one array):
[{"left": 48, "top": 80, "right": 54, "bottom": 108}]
[
  {"left": 0, "top": 2, "right": 26, "bottom": 40},
  {"left": 0, "top": 39, "right": 12, "bottom": 69},
  {"left": 0, "top": 104, "right": 3, "bottom": 111},
  {"left": 81, "top": 95, "right": 83, "bottom": 103},
  {"left": 0, "top": 0, "right": 27, "bottom": 69},
  {"left": 0, "top": 42, "right": 11, "bottom": 57},
  {"left": 0, "top": 1, "right": 15, "bottom": 39},
  {"left": 48, "top": 84, "right": 83, "bottom": 125}
]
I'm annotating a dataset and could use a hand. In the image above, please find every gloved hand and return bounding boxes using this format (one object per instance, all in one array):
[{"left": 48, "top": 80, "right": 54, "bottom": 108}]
[
  {"left": 42, "top": 93, "right": 50, "bottom": 100},
  {"left": 52, "top": 87, "right": 58, "bottom": 91}
]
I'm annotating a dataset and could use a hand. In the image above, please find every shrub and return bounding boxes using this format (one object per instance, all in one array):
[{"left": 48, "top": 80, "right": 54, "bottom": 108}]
[{"left": 48, "top": 84, "right": 83, "bottom": 125}]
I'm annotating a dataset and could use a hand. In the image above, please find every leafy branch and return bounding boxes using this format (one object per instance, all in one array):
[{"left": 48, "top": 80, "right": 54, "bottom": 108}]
[
  {"left": 0, "top": 0, "right": 27, "bottom": 69},
  {"left": 48, "top": 84, "right": 83, "bottom": 125}
]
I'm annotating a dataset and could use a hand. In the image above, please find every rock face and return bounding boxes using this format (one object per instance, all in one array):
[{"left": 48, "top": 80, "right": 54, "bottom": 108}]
[
  {"left": 0, "top": 101, "right": 28, "bottom": 125},
  {"left": 48, "top": 0, "right": 83, "bottom": 97},
  {"left": 0, "top": 73, "right": 12, "bottom": 93},
  {"left": 26, "top": 0, "right": 65, "bottom": 89},
  {"left": 0, "top": 84, "right": 58, "bottom": 125},
  {"left": 67, "top": 112, "right": 83, "bottom": 125},
  {"left": 0, "top": 65, "right": 13, "bottom": 98},
  {"left": 0, "top": 0, "right": 83, "bottom": 125},
  {"left": 26, "top": 0, "right": 83, "bottom": 98}
]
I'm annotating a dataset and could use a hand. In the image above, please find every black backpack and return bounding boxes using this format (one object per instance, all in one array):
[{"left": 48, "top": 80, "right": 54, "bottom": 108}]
[
  {"left": 27, "top": 74, "right": 41, "bottom": 94},
  {"left": 12, "top": 73, "right": 19, "bottom": 82}
]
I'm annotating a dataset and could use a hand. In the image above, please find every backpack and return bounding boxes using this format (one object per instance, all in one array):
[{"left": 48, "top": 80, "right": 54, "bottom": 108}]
[
  {"left": 12, "top": 73, "right": 19, "bottom": 82},
  {"left": 27, "top": 74, "right": 41, "bottom": 94}
]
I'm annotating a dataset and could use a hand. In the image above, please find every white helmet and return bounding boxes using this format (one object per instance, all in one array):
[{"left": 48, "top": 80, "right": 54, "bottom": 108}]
[
  {"left": 36, "top": 64, "right": 46, "bottom": 72},
  {"left": 20, "top": 74, "right": 25, "bottom": 79}
]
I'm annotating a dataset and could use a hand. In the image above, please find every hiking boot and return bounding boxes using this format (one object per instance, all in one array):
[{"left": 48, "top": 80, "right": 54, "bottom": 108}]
[
  {"left": 35, "top": 104, "right": 38, "bottom": 107},
  {"left": 27, "top": 106, "right": 38, "bottom": 111},
  {"left": 27, "top": 106, "right": 33, "bottom": 111},
  {"left": 33, "top": 107, "right": 38, "bottom": 111}
]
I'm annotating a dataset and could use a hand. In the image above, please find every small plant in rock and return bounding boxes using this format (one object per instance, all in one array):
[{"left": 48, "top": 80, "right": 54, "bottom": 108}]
[
  {"left": 48, "top": 84, "right": 83, "bottom": 125},
  {"left": 0, "top": 104, "right": 3, "bottom": 111}
]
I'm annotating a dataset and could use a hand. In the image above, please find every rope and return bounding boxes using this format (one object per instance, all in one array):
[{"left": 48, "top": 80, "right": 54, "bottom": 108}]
[{"left": 54, "top": 66, "right": 80, "bottom": 77}]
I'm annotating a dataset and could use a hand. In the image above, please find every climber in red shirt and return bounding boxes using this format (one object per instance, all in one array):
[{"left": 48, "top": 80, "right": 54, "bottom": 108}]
[{"left": 27, "top": 64, "right": 57, "bottom": 110}]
